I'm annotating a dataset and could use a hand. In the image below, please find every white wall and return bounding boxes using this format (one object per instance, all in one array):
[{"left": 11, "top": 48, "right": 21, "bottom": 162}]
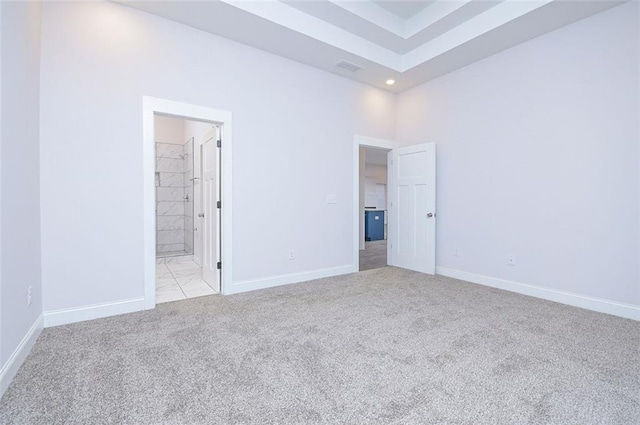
[
  {"left": 1, "top": 0, "right": 43, "bottom": 381},
  {"left": 39, "top": 1, "right": 396, "bottom": 312},
  {"left": 155, "top": 115, "right": 186, "bottom": 145},
  {"left": 363, "top": 163, "right": 387, "bottom": 209},
  {"left": 364, "top": 163, "right": 387, "bottom": 185},
  {"left": 397, "top": 2, "right": 639, "bottom": 308}
]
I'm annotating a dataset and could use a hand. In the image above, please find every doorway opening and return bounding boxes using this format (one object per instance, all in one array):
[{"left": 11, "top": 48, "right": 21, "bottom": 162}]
[
  {"left": 353, "top": 136, "right": 395, "bottom": 273},
  {"left": 359, "top": 146, "right": 390, "bottom": 271},
  {"left": 154, "top": 115, "right": 221, "bottom": 303},
  {"left": 353, "top": 135, "right": 437, "bottom": 276},
  {"left": 143, "top": 97, "right": 232, "bottom": 310}
]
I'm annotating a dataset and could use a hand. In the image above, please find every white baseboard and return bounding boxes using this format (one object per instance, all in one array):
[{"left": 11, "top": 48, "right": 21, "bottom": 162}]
[
  {"left": 0, "top": 315, "right": 43, "bottom": 398},
  {"left": 227, "top": 264, "right": 354, "bottom": 295},
  {"left": 436, "top": 267, "right": 640, "bottom": 321},
  {"left": 43, "top": 297, "right": 146, "bottom": 328}
]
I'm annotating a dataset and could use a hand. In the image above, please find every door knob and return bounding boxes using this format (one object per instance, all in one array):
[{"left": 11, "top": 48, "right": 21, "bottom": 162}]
[
  {"left": 198, "top": 213, "right": 205, "bottom": 218},
  {"left": 427, "top": 213, "right": 434, "bottom": 218}
]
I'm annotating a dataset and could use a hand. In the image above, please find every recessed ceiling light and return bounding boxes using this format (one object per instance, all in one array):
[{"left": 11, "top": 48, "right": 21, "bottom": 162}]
[{"left": 386, "top": 79, "right": 395, "bottom": 85}]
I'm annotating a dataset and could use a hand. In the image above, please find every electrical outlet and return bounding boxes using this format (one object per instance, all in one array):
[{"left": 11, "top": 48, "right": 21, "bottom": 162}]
[
  {"left": 27, "top": 286, "right": 32, "bottom": 305},
  {"left": 454, "top": 248, "right": 461, "bottom": 257},
  {"left": 288, "top": 249, "right": 295, "bottom": 260},
  {"left": 507, "top": 255, "right": 516, "bottom": 266}
]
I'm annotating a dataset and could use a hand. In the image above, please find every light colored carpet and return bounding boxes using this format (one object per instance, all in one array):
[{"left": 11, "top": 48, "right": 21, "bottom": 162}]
[
  {"left": 359, "top": 240, "right": 387, "bottom": 271},
  {"left": 1, "top": 267, "right": 638, "bottom": 424}
]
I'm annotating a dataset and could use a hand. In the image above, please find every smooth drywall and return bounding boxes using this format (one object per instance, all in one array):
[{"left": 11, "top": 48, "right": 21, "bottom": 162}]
[
  {"left": 1, "top": 1, "right": 43, "bottom": 364},
  {"left": 364, "top": 163, "right": 387, "bottom": 185},
  {"left": 154, "top": 115, "right": 186, "bottom": 145},
  {"left": 396, "top": 2, "right": 639, "bottom": 306},
  {"left": 39, "top": 1, "right": 396, "bottom": 312}
]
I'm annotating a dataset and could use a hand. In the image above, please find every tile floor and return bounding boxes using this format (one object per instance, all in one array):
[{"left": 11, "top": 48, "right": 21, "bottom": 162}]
[{"left": 156, "top": 260, "right": 218, "bottom": 304}]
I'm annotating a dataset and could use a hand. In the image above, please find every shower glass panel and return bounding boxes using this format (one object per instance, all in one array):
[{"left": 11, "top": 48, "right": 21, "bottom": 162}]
[{"left": 155, "top": 136, "right": 195, "bottom": 258}]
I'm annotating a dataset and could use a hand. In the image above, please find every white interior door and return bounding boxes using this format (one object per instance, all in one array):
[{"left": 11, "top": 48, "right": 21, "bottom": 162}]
[
  {"left": 388, "top": 143, "right": 436, "bottom": 274},
  {"left": 200, "top": 127, "right": 221, "bottom": 291}
]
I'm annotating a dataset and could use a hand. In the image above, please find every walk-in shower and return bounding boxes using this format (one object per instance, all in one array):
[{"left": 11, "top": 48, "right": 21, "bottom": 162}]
[{"left": 155, "top": 136, "right": 194, "bottom": 258}]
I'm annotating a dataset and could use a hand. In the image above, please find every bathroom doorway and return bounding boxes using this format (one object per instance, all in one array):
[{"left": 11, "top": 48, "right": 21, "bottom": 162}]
[
  {"left": 154, "top": 115, "right": 220, "bottom": 303},
  {"left": 142, "top": 97, "right": 233, "bottom": 309}
]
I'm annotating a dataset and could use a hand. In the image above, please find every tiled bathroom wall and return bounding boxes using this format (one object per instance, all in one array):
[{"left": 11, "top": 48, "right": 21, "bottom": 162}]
[
  {"left": 156, "top": 142, "right": 187, "bottom": 254},
  {"left": 184, "top": 137, "right": 194, "bottom": 254}
]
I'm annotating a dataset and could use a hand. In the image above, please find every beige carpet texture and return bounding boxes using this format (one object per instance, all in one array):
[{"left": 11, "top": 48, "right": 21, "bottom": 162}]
[{"left": 1, "top": 267, "right": 638, "bottom": 424}]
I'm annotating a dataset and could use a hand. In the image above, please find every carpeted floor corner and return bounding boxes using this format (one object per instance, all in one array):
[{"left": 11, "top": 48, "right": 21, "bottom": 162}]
[{"left": 1, "top": 267, "right": 638, "bottom": 424}]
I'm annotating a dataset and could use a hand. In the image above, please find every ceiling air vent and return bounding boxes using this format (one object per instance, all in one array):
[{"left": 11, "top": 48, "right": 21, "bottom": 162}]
[{"left": 335, "top": 60, "right": 362, "bottom": 73}]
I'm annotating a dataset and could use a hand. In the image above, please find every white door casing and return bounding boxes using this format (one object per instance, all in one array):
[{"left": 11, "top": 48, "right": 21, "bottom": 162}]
[
  {"left": 352, "top": 136, "right": 396, "bottom": 271},
  {"left": 388, "top": 143, "right": 436, "bottom": 274},
  {"left": 200, "top": 127, "right": 221, "bottom": 291},
  {"left": 143, "top": 97, "right": 232, "bottom": 307}
]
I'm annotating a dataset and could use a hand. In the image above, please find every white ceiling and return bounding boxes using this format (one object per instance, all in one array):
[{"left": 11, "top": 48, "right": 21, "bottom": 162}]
[
  {"left": 120, "top": 0, "right": 626, "bottom": 93},
  {"left": 372, "top": 1, "right": 434, "bottom": 19}
]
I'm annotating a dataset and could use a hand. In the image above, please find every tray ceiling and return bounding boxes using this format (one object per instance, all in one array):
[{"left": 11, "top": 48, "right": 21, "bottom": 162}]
[{"left": 119, "top": 0, "right": 626, "bottom": 92}]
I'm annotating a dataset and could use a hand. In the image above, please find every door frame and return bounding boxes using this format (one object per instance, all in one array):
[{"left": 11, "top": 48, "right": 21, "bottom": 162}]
[
  {"left": 352, "top": 135, "right": 396, "bottom": 273},
  {"left": 142, "top": 96, "right": 233, "bottom": 309}
]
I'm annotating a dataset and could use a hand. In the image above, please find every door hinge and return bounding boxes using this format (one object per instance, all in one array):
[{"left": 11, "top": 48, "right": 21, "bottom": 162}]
[
  {"left": 217, "top": 201, "right": 221, "bottom": 209},
  {"left": 217, "top": 140, "right": 221, "bottom": 148},
  {"left": 217, "top": 262, "right": 221, "bottom": 270}
]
